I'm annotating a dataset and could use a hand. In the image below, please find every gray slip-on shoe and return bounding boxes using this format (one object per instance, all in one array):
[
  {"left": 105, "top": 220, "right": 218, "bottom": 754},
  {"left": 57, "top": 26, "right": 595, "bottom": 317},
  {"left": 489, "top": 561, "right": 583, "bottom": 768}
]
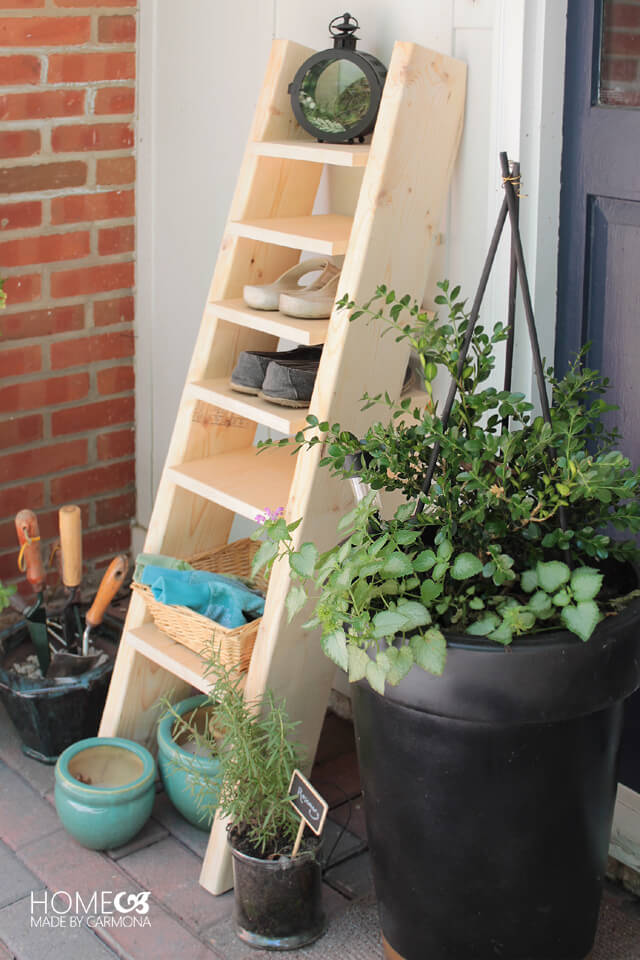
[
  {"left": 259, "top": 358, "right": 320, "bottom": 408},
  {"left": 230, "top": 345, "right": 322, "bottom": 395}
]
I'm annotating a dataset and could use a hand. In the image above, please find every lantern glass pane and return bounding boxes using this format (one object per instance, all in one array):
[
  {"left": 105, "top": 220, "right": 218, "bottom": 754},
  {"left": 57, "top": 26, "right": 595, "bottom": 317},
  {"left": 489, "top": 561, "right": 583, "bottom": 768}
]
[{"left": 299, "top": 58, "right": 371, "bottom": 134}]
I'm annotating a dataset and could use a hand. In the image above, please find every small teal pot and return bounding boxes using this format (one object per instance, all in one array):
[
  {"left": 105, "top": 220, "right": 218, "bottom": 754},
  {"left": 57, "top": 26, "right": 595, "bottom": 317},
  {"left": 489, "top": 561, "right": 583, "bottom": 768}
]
[
  {"left": 55, "top": 737, "right": 156, "bottom": 850},
  {"left": 157, "top": 694, "right": 221, "bottom": 830}
]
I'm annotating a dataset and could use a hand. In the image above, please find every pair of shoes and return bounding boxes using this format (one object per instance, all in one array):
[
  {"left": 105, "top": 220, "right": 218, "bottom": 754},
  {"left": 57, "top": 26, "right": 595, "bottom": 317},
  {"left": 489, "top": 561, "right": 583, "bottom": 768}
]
[
  {"left": 243, "top": 258, "right": 340, "bottom": 319},
  {"left": 230, "top": 345, "right": 322, "bottom": 407}
]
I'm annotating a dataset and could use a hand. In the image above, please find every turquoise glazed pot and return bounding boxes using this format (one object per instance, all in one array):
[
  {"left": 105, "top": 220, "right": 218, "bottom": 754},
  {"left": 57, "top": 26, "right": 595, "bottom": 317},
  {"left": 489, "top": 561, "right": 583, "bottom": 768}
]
[
  {"left": 157, "top": 694, "right": 221, "bottom": 830},
  {"left": 55, "top": 737, "right": 155, "bottom": 850}
]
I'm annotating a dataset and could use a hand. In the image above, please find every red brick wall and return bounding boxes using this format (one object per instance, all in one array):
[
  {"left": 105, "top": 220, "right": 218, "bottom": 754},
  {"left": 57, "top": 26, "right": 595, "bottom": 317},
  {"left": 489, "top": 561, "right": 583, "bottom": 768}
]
[
  {"left": 601, "top": 0, "right": 640, "bottom": 106},
  {"left": 0, "top": 0, "right": 136, "bottom": 593}
]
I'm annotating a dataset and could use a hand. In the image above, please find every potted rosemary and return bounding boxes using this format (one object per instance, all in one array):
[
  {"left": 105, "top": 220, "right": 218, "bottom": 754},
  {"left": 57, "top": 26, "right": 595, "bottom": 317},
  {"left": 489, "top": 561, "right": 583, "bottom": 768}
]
[
  {"left": 161, "top": 660, "right": 326, "bottom": 951},
  {"left": 254, "top": 263, "right": 640, "bottom": 960}
]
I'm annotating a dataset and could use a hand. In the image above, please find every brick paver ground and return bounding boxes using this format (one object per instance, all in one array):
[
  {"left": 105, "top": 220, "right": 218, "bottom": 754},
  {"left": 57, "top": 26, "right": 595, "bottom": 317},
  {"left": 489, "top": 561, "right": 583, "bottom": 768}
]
[
  {"left": 0, "top": 700, "right": 371, "bottom": 960},
  {"left": 0, "top": 696, "right": 638, "bottom": 960}
]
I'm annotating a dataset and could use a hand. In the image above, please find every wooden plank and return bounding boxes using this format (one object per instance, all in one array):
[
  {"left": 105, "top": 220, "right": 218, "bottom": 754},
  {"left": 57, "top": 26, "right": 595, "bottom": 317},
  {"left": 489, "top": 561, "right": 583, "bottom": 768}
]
[
  {"left": 167, "top": 444, "right": 296, "bottom": 520},
  {"left": 186, "top": 379, "right": 308, "bottom": 435},
  {"left": 202, "top": 40, "right": 467, "bottom": 897},
  {"left": 228, "top": 215, "right": 352, "bottom": 255},
  {"left": 206, "top": 299, "right": 329, "bottom": 346},
  {"left": 125, "top": 624, "right": 213, "bottom": 694},
  {"left": 99, "top": 596, "right": 193, "bottom": 751},
  {"left": 99, "top": 38, "right": 320, "bottom": 811},
  {"left": 252, "top": 139, "right": 370, "bottom": 167}
]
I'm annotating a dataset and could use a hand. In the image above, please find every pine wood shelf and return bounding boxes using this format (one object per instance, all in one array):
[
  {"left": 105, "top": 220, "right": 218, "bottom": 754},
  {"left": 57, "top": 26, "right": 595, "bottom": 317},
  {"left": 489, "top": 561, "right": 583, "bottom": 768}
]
[
  {"left": 252, "top": 139, "right": 370, "bottom": 167},
  {"left": 228, "top": 214, "right": 352, "bottom": 255},
  {"left": 126, "top": 624, "right": 213, "bottom": 693},
  {"left": 186, "top": 378, "right": 308, "bottom": 434},
  {"left": 206, "top": 299, "right": 328, "bottom": 346},
  {"left": 167, "top": 445, "right": 296, "bottom": 520},
  {"left": 100, "top": 37, "right": 466, "bottom": 899}
]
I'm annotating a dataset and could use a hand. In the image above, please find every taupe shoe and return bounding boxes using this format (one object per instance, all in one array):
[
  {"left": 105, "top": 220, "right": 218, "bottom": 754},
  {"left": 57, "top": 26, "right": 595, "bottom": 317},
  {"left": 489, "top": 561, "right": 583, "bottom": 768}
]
[
  {"left": 243, "top": 258, "right": 339, "bottom": 311},
  {"left": 230, "top": 345, "right": 323, "bottom": 396},
  {"left": 279, "top": 271, "right": 341, "bottom": 319},
  {"left": 260, "top": 358, "right": 320, "bottom": 408}
]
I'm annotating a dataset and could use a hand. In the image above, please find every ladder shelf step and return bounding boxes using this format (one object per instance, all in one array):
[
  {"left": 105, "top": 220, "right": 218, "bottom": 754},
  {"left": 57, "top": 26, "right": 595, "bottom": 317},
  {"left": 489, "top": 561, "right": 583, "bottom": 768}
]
[
  {"left": 251, "top": 139, "right": 370, "bottom": 167},
  {"left": 126, "top": 624, "right": 212, "bottom": 693},
  {"left": 167, "top": 444, "right": 296, "bottom": 520},
  {"left": 206, "top": 299, "right": 328, "bottom": 346},
  {"left": 228, "top": 215, "right": 352, "bottom": 255},
  {"left": 186, "top": 378, "right": 309, "bottom": 434}
]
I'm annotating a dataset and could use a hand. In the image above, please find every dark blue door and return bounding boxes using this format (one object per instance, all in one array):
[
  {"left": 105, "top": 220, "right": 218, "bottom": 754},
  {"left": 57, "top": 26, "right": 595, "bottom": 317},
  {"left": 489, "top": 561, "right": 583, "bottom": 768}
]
[{"left": 557, "top": 0, "right": 640, "bottom": 792}]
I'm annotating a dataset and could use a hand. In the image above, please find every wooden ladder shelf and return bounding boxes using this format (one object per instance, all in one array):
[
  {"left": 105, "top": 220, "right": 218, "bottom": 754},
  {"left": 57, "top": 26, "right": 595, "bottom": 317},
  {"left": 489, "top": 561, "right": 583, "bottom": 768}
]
[{"left": 99, "top": 37, "right": 466, "bottom": 894}]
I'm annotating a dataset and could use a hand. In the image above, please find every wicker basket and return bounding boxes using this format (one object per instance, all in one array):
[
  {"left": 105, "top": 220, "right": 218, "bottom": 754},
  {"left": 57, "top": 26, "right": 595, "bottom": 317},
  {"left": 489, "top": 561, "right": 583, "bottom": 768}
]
[{"left": 132, "top": 538, "right": 269, "bottom": 670}]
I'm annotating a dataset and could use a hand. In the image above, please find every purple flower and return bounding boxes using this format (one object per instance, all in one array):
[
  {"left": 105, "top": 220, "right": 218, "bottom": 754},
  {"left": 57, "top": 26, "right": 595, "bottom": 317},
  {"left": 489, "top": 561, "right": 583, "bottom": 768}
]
[{"left": 255, "top": 507, "right": 285, "bottom": 525}]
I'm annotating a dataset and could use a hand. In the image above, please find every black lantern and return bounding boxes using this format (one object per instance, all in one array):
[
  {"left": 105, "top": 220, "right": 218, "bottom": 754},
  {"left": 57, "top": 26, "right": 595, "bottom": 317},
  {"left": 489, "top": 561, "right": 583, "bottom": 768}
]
[{"left": 289, "top": 13, "right": 387, "bottom": 144}]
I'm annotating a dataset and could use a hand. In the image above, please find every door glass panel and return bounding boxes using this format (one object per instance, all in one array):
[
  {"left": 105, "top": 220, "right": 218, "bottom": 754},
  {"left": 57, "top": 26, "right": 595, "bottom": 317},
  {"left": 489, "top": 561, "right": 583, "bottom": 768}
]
[{"left": 599, "top": 0, "right": 640, "bottom": 106}]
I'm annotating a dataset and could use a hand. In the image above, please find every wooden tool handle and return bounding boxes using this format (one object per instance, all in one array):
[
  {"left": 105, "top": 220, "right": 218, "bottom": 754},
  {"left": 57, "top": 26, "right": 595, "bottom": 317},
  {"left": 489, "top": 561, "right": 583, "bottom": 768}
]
[
  {"left": 86, "top": 555, "right": 128, "bottom": 628},
  {"left": 15, "top": 509, "right": 45, "bottom": 592},
  {"left": 59, "top": 504, "right": 82, "bottom": 588}
]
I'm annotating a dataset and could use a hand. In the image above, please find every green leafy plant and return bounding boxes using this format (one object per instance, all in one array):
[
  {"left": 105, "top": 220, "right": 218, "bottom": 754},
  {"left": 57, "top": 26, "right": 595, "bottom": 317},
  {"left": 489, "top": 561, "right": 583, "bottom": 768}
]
[
  {"left": 161, "top": 656, "right": 303, "bottom": 857},
  {"left": 0, "top": 581, "right": 16, "bottom": 613},
  {"left": 252, "top": 282, "right": 640, "bottom": 695}
]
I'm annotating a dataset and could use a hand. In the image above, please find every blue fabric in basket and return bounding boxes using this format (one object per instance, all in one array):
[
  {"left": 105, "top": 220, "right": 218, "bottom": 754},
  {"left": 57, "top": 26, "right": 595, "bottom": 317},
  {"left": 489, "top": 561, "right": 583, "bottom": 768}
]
[{"left": 140, "top": 566, "right": 265, "bottom": 629}]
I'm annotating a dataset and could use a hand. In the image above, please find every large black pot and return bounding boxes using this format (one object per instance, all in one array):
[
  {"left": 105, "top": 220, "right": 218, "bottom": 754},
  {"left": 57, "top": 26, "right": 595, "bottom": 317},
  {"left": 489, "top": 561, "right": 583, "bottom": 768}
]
[
  {"left": 228, "top": 833, "right": 326, "bottom": 950},
  {"left": 352, "top": 592, "right": 640, "bottom": 960},
  {"left": 0, "top": 621, "right": 115, "bottom": 763}
]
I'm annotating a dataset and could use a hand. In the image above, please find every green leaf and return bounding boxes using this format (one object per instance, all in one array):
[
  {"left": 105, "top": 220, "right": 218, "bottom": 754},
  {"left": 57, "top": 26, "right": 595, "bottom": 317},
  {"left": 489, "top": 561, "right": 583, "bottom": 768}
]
[
  {"left": 469, "top": 596, "right": 485, "bottom": 610},
  {"left": 251, "top": 539, "right": 278, "bottom": 577},
  {"left": 289, "top": 542, "right": 318, "bottom": 578},
  {"left": 450, "top": 552, "right": 483, "bottom": 580},
  {"left": 380, "top": 552, "right": 414, "bottom": 578},
  {"left": 437, "top": 539, "right": 453, "bottom": 561},
  {"left": 489, "top": 621, "right": 513, "bottom": 645},
  {"left": 393, "top": 502, "right": 415, "bottom": 523},
  {"left": 466, "top": 613, "right": 500, "bottom": 636},
  {"left": 414, "top": 549, "right": 436, "bottom": 572},
  {"left": 337, "top": 505, "right": 359, "bottom": 532},
  {"left": 366, "top": 659, "right": 387, "bottom": 695},
  {"left": 395, "top": 529, "right": 421, "bottom": 545},
  {"left": 268, "top": 517, "right": 291, "bottom": 542},
  {"left": 348, "top": 646, "right": 370, "bottom": 683},
  {"left": 432, "top": 561, "right": 449, "bottom": 581},
  {"left": 521, "top": 569, "right": 539, "bottom": 593},
  {"left": 410, "top": 629, "right": 447, "bottom": 676},
  {"left": 561, "top": 601, "right": 600, "bottom": 642},
  {"left": 321, "top": 629, "right": 348, "bottom": 671},
  {"left": 372, "top": 609, "right": 409, "bottom": 638},
  {"left": 527, "top": 590, "right": 553, "bottom": 616},
  {"left": 378, "top": 645, "right": 414, "bottom": 685},
  {"left": 285, "top": 585, "right": 307, "bottom": 622},
  {"left": 570, "top": 567, "right": 604, "bottom": 602},
  {"left": 420, "top": 580, "right": 443, "bottom": 604},
  {"left": 395, "top": 599, "right": 431, "bottom": 630},
  {"left": 552, "top": 588, "right": 571, "bottom": 607},
  {"left": 536, "top": 560, "right": 571, "bottom": 593}
]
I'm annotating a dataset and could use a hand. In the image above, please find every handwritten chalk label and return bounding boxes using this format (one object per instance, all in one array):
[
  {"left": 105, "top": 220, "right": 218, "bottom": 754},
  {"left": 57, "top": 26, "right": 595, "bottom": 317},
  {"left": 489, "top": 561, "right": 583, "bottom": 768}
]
[{"left": 288, "top": 769, "right": 328, "bottom": 836}]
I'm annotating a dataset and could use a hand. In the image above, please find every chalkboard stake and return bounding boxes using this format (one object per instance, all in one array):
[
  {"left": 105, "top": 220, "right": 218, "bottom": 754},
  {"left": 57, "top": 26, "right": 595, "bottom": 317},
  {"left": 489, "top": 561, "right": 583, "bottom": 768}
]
[{"left": 291, "top": 816, "right": 305, "bottom": 859}]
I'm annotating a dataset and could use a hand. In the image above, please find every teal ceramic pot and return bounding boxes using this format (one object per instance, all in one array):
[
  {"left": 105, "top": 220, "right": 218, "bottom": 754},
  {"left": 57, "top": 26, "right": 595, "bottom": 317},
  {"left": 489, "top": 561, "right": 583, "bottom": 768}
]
[
  {"left": 156, "top": 694, "right": 221, "bottom": 830},
  {"left": 55, "top": 737, "right": 155, "bottom": 850}
]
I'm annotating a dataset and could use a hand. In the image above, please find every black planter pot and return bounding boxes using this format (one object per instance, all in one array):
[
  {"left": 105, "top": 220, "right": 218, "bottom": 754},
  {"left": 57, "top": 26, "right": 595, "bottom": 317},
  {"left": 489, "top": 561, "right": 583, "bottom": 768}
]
[
  {"left": 0, "top": 621, "right": 116, "bottom": 763},
  {"left": 228, "top": 833, "right": 326, "bottom": 951},
  {"left": 352, "top": 593, "right": 640, "bottom": 960}
]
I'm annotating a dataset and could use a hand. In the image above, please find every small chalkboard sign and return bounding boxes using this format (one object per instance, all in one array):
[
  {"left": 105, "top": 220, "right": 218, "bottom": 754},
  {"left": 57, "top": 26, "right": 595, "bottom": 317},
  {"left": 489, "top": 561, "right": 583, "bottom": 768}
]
[{"left": 288, "top": 769, "right": 329, "bottom": 857}]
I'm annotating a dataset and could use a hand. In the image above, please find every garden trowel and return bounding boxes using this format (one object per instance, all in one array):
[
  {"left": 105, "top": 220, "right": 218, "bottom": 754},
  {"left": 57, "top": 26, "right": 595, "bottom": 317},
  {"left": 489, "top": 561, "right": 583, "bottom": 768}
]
[
  {"left": 59, "top": 504, "right": 84, "bottom": 647},
  {"left": 14, "top": 509, "right": 49, "bottom": 676},
  {"left": 82, "top": 555, "right": 128, "bottom": 655},
  {"left": 46, "top": 556, "right": 127, "bottom": 677}
]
